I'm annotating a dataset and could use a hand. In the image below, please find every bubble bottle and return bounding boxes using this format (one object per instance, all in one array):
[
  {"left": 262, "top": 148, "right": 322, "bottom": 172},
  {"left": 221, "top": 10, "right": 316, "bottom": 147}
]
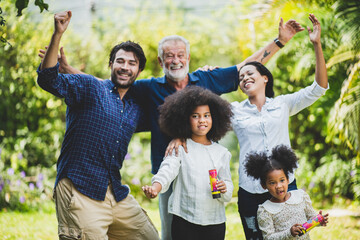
[
  {"left": 209, "top": 169, "right": 221, "bottom": 199},
  {"left": 299, "top": 213, "right": 324, "bottom": 236}
]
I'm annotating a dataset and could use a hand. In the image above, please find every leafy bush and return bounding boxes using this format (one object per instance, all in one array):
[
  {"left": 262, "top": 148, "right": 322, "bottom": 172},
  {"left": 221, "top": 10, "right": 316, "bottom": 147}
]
[{"left": 0, "top": 164, "right": 55, "bottom": 211}]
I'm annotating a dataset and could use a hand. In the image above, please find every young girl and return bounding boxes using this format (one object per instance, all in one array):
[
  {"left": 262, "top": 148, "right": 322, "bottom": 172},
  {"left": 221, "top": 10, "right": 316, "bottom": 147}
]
[
  {"left": 142, "top": 86, "right": 234, "bottom": 240},
  {"left": 245, "top": 145, "right": 329, "bottom": 239}
]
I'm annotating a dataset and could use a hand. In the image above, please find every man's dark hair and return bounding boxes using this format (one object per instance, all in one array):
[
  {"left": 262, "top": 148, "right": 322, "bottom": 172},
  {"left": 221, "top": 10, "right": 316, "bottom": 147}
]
[
  {"left": 108, "top": 41, "right": 147, "bottom": 71},
  {"left": 158, "top": 86, "right": 233, "bottom": 142},
  {"left": 242, "top": 61, "right": 274, "bottom": 98}
]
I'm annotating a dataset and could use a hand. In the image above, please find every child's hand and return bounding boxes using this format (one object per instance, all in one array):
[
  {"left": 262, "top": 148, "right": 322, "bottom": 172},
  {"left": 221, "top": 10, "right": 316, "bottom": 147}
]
[
  {"left": 319, "top": 210, "right": 329, "bottom": 226},
  {"left": 290, "top": 223, "right": 305, "bottom": 237},
  {"left": 216, "top": 180, "right": 227, "bottom": 194},
  {"left": 142, "top": 185, "right": 159, "bottom": 199}
]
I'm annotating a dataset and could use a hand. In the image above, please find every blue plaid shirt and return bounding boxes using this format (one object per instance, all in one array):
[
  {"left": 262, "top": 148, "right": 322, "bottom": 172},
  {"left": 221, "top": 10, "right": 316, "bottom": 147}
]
[{"left": 37, "top": 63, "right": 142, "bottom": 202}]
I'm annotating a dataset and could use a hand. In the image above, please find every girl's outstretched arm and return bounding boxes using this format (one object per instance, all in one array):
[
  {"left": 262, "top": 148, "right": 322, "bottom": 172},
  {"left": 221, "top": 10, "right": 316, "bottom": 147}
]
[
  {"left": 308, "top": 13, "right": 328, "bottom": 89},
  {"left": 142, "top": 182, "right": 162, "bottom": 199}
]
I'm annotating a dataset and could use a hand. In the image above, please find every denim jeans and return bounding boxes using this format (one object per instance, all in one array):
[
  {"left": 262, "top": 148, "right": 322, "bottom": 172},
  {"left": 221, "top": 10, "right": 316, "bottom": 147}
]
[{"left": 159, "top": 184, "right": 173, "bottom": 240}]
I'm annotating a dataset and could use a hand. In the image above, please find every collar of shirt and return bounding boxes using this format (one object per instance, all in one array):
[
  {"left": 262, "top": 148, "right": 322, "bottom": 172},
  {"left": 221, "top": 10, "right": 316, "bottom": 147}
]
[
  {"left": 106, "top": 79, "right": 137, "bottom": 102},
  {"left": 153, "top": 73, "right": 200, "bottom": 84},
  {"left": 243, "top": 97, "right": 272, "bottom": 109}
]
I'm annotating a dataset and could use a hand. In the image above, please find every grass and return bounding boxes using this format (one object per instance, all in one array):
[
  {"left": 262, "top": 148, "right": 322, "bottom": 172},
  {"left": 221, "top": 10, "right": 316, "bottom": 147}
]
[{"left": 1, "top": 201, "right": 359, "bottom": 239}]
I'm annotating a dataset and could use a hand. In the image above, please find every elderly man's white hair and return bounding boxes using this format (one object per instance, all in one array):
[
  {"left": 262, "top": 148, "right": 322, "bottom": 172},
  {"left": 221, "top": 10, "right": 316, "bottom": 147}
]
[{"left": 158, "top": 35, "right": 190, "bottom": 61}]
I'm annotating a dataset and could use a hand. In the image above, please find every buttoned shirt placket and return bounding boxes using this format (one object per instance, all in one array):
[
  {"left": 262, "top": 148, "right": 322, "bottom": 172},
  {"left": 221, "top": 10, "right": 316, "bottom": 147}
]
[
  {"left": 108, "top": 87, "right": 120, "bottom": 185},
  {"left": 259, "top": 110, "right": 269, "bottom": 153}
]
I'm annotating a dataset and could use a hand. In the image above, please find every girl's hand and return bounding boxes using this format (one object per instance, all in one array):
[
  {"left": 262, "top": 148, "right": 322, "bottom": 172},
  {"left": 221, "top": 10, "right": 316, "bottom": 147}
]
[
  {"left": 216, "top": 180, "right": 227, "bottom": 194},
  {"left": 319, "top": 210, "right": 329, "bottom": 226},
  {"left": 307, "top": 13, "right": 321, "bottom": 44},
  {"left": 290, "top": 223, "right": 305, "bottom": 236},
  {"left": 142, "top": 185, "right": 159, "bottom": 199}
]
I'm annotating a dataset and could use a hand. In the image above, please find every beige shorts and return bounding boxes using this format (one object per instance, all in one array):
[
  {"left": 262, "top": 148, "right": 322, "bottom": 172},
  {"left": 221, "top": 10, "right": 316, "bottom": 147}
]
[{"left": 54, "top": 178, "right": 159, "bottom": 240}]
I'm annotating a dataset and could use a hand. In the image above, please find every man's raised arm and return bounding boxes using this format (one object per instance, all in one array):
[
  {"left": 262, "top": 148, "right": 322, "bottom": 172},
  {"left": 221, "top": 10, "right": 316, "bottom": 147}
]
[
  {"left": 236, "top": 18, "right": 305, "bottom": 70},
  {"left": 41, "top": 11, "right": 72, "bottom": 70}
]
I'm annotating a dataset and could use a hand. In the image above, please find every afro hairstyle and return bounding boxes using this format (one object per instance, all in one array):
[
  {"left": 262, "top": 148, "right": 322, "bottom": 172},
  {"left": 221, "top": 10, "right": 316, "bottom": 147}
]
[
  {"left": 244, "top": 145, "right": 298, "bottom": 188},
  {"left": 158, "top": 86, "right": 233, "bottom": 142}
]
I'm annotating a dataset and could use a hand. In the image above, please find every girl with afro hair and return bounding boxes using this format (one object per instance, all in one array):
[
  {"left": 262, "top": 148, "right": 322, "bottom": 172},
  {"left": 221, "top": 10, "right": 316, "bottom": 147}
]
[
  {"left": 142, "top": 86, "right": 234, "bottom": 240},
  {"left": 245, "top": 145, "right": 328, "bottom": 239}
]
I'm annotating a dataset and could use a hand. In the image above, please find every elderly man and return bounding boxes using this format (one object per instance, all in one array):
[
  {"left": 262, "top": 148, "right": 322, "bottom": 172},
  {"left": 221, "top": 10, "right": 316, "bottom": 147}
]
[{"left": 44, "top": 18, "right": 303, "bottom": 239}]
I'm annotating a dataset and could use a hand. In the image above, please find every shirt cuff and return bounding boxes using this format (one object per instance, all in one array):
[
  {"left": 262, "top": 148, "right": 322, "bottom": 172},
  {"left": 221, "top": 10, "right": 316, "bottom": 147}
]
[
  {"left": 310, "top": 79, "right": 329, "bottom": 96},
  {"left": 37, "top": 62, "right": 60, "bottom": 77},
  {"left": 37, "top": 63, "right": 61, "bottom": 87},
  {"left": 151, "top": 178, "right": 168, "bottom": 193}
]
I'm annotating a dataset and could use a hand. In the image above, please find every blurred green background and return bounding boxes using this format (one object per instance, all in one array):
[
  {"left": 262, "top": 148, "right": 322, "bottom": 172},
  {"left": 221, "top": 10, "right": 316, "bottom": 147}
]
[{"left": 0, "top": 0, "right": 359, "bottom": 235}]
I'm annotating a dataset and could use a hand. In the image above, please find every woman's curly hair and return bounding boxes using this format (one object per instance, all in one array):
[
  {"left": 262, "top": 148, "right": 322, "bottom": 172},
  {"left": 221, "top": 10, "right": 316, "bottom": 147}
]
[
  {"left": 158, "top": 86, "right": 233, "bottom": 142},
  {"left": 244, "top": 145, "right": 298, "bottom": 187}
]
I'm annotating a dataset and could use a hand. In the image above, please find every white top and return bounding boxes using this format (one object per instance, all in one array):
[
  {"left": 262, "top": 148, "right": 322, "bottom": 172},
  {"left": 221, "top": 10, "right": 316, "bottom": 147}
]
[
  {"left": 152, "top": 138, "right": 233, "bottom": 225},
  {"left": 231, "top": 80, "right": 328, "bottom": 193},
  {"left": 257, "top": 189, "right": 317, "bottom": 240}
]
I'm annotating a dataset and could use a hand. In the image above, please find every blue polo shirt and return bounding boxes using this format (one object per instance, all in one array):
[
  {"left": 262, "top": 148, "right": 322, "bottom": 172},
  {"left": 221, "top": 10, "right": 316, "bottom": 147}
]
[{"left": 133, "top": 66, "right": 239, "bottom": 174}]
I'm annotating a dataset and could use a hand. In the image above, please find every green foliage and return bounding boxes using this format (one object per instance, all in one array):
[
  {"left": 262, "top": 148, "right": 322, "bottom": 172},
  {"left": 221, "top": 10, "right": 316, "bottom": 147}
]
[
  {"left": 326, "top": 2, "right": 360, "bottom": 192},
  {"left": 296, "top": 153, "right": 354, "bottom": 204},
  {"left": 0, "top": 2, "right": 63, "bottom": 172},
  {"left": 0, "top": 2, "right": 8, "bottom": 45},
  {"left": 120, "top": 132, "right": 153, "bottom": 204},
  {"left": 15, "top": 0, "right": 30, "bottom": 17},
  {"left": 333, "top": 0, "right": 360, "bottom": 53},
  {"left": 8, "top": 0, "right": 48, "bottom": 16},
  {"left": 0, "top": 2, "right": 58, "bottom": 210},
  {"left": 0, "top": 0, "right": 49, "bottom": 45},
  {"left": 0, "top": 165, "right": 54, "bottom": 211}
]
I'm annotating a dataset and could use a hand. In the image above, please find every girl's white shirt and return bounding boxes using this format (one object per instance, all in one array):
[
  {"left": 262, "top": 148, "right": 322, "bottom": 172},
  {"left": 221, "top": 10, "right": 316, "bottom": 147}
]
[
  {"left": 152, "top": 138, "right": 233, "bottom": 225},
  {"left": 231, "top": 80, "right": 328, "bottom": 194}
]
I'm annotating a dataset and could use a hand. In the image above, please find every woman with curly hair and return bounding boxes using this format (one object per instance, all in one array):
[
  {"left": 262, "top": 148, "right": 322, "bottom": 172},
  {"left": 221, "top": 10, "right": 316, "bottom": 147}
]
[
  {"left": 244, "top": 145, "right": 329, "bottom": 239},
  {"left": 142, "top": 86, "right": 234, "bottom": 240}
]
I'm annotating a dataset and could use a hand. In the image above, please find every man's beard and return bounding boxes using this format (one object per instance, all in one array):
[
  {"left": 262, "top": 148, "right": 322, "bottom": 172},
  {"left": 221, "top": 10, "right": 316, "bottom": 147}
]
[
  {"left": 111, "top": 71, "right": 137, "bottom": 89},
  {"left": 163, "top": 63, "right": 189, "bottom": 82}
]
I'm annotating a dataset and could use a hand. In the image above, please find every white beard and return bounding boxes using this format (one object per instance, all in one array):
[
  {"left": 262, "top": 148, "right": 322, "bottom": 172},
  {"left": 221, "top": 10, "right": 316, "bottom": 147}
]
[{"left": 163, "top": 63, "right": 189, "bottom": 82}]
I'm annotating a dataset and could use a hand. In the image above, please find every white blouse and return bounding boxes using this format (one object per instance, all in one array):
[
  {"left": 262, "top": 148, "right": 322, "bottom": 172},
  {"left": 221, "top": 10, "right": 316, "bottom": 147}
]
[
  {"left": 257, "top": 189, "right": 317, "bottom": 240},
  {"left": 152, "top": 138, "right": 233, "bottom": 225},
  {"left": 231, "top": 80, "right": 328, "bottom": 193}
]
